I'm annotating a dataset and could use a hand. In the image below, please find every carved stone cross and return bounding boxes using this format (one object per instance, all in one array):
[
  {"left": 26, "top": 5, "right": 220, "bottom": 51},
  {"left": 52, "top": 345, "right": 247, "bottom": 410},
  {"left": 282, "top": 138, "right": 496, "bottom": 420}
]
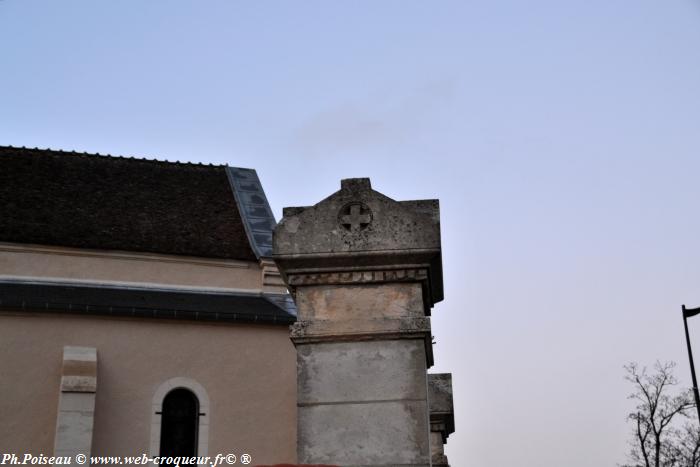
[{"left": 339, "top": 202, "right": 372, "bottom": 232}]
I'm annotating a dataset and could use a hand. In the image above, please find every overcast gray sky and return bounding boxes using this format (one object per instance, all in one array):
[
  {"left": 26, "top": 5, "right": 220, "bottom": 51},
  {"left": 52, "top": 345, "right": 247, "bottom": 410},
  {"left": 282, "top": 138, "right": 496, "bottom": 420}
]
[{"left": 3, "top": 1, "right": 700, "bottom": 465}]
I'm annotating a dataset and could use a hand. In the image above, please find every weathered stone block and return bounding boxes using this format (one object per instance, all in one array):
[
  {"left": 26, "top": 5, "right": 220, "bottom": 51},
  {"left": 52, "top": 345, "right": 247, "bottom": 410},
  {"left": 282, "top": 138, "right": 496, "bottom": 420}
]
[
  {"left": 428, "top": 373, "right": 454, "bottom": 467},
  {"left": 428, "top": 373, "right": 454, "bottom": 416},
  {"left": 60, "top": 346, "right": 97, "bottom": 393},
  {"left": 295, "top": 283, "right": 424, "bottom": 321},
  {"left": 275, "top": 179, "right": 440, "bottom": 257},
  {"left": 297, "top": 340, "right": 427, "bottom": 404},
  {"left": 54, "top": 393, "right": 96, "bottom": 457},
  {"left": 298, "top": 400, "right": 431, "bottom": 466}
]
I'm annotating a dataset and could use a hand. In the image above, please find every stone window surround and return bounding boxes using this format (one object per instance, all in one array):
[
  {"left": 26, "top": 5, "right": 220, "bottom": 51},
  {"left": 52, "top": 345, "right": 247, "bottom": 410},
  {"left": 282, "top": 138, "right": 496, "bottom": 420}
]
[{"left": 150, "top": 377, "right": 210, "bottom": 459}]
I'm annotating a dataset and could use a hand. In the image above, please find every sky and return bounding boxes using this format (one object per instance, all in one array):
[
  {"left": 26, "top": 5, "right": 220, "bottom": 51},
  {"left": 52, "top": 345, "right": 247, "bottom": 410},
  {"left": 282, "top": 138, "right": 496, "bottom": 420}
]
[{"left": 2, "top": 1, "right": 700, "bottom": 465}]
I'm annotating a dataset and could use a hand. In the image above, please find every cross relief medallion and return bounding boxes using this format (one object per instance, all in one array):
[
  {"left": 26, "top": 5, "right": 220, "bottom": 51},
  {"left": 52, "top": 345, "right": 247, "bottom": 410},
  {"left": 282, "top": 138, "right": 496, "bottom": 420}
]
[{"left": 338, "top": 202, "right": 373, "bottom": 232}]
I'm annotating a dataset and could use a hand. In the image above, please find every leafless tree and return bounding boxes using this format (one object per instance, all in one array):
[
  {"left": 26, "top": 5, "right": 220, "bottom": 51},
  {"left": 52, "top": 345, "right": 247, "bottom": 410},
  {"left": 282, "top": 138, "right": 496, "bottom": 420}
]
[
  {"left": 623, "top": 361, "right": 697, "bottom": 467},
  {"left": 663, "top": 424, "right": 700, "bottom": 467}
]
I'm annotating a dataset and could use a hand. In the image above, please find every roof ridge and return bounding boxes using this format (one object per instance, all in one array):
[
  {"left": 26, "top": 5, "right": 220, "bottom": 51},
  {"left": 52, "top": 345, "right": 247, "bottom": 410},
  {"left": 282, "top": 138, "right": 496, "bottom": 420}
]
[{"left": 0, "top": 144, "right": 228, "bottom": 168}]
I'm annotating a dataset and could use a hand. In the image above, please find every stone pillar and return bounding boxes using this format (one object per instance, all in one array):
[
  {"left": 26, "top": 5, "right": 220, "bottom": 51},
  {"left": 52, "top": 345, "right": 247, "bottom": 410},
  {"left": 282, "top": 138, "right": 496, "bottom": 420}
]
[
  {"left": 274, "top": 178, "right": 443, "bottom": 467},
  {"left": 428, "top": 374, "right": 455, "bottom": 467},
  {"left": 54, "top": 346, "right": 97, "bottom": 464}
]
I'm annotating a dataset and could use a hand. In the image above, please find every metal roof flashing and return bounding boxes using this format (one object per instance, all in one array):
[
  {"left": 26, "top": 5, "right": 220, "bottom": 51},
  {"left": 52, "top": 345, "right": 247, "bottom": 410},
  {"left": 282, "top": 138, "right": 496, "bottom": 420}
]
[{"left": 226, "top": 167, "right": 277, "bottom": 259}]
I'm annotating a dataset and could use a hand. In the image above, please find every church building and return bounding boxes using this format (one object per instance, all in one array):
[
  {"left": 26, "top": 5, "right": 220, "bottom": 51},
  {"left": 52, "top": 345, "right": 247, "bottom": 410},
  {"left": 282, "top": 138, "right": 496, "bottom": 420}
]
[{"left": 0, "top": 146, "right": 455, "bottom": 467}]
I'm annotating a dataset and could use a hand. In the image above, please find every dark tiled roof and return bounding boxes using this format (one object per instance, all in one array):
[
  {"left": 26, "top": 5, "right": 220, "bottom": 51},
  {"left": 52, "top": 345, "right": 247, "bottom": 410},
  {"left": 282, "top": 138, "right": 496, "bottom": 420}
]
[
  {"left": 0, "top": 281, "right": 296, "bottom": 325},
  {"left": 0, "top": 146, "right": 258, "bottom": 261}
]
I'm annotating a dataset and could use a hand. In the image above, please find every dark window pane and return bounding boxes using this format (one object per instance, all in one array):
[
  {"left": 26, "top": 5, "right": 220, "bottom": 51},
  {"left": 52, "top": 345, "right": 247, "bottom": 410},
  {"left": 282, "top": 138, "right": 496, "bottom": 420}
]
[{"left": 159, "top": 388, "right": 199, "bottom": 460}]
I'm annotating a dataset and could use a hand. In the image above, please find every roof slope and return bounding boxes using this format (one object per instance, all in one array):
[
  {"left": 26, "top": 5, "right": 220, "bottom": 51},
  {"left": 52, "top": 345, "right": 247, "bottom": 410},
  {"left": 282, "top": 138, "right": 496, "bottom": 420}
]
[{"left": 0, "top": 146, "right": 259, "bottom": 261}]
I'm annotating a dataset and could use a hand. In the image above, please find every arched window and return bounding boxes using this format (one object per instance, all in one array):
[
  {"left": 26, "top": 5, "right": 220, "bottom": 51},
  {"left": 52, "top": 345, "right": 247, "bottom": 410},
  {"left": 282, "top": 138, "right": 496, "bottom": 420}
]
[
  {"left": 150, "top": 378, "right": 210, "bottom": 459},
  {"left": 160, "top": 388, "right": 199, "bottom": 456}
]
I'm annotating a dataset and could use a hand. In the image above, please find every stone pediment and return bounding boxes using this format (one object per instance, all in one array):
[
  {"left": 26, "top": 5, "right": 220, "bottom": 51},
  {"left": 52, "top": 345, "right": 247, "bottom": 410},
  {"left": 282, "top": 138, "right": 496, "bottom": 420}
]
[{"left": 273, "top": 178, "right": 443, "bottom": 306}]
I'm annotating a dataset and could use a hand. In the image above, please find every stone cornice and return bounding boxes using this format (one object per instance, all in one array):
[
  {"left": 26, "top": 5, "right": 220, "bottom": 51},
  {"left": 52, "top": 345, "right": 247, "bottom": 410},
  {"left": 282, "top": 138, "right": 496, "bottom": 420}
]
[
  {"left": 287, "top": 267, "right": 428, "bottom": 286},
  {"left": 290, "top": 317, "right": 434, "bottom": 367}
]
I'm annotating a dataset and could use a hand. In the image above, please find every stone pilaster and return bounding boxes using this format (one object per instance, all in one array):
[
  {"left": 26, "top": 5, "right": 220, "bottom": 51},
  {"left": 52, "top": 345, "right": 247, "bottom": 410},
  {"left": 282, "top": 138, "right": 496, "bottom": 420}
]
[
  {"left": 54, "top": 346, "right": 97, "bottom": 464},
  {"left": 428, "top": 374, "right": 455, "bottom": 467},
  {"left": 274, "top": 178, "right": 443, "bottom": 467}
]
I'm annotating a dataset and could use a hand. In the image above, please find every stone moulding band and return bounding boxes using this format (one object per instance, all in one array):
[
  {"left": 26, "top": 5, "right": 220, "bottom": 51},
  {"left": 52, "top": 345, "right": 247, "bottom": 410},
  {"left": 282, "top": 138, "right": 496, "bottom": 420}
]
[
  {"left": 290, "top": 319, "right": 431, "bottom": 338},
  {"left": 286, "top": 268, "right": 429, "bottom": 286},
  {"left": 297, "top": 397, "right": 428, "bottom": 407},
  {"left": 290, "top": 319, "right": 435, "bottom": 367},
  {"left": 291, "top": 336, "right": 435, "bottom": 369},
  {"left": 290, "top": 330, "right": 432, "bottom": 343},
  {"left": 272, "top": 247, "right": 441, "bottom": 259}
]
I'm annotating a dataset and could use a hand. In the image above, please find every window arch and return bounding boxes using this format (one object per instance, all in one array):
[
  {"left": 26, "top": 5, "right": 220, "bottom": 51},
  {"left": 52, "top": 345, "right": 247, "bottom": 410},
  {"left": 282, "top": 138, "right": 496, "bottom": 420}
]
[{"left": 150, "top": 378, "right": 209, "bottom": 458}]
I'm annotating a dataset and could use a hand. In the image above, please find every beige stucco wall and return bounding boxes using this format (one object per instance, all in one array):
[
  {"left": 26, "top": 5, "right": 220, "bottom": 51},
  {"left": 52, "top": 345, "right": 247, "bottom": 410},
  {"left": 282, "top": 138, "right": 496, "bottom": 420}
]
[
  {"left": 0, "top": 311, "right": 297, "bottom": 465},
  {"left": 0, "top": 243, "right": 263, "bottom": 291}
]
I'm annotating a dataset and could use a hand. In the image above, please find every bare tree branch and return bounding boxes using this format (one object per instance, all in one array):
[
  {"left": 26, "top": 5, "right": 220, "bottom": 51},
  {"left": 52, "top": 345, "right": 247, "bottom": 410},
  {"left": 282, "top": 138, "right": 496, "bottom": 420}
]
[{"left": 623, "top": 361, "right": 696, "bottom": 467}]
